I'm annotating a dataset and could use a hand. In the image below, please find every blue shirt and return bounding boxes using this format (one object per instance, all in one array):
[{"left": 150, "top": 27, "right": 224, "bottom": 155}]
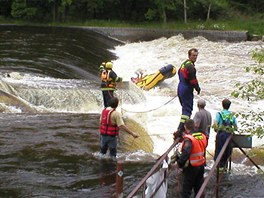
[{"left": 215, "top": 109, "right": 237, "bottom": 126}]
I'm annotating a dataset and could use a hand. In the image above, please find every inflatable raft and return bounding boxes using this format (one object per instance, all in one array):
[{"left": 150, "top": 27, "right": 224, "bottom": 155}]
[{"left": 131, "top": 64, "right": 176, "bottom": 90}]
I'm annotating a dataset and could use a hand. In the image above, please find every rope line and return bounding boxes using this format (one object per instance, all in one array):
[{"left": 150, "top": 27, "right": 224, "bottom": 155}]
[{"left": 121, "top": 94, "right": 178, "bottom": 113}]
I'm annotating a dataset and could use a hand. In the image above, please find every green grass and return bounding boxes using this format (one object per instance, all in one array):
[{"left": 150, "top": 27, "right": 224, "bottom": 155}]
[{"left": 0, "top": 17, "right": 263, "bottom": 36}]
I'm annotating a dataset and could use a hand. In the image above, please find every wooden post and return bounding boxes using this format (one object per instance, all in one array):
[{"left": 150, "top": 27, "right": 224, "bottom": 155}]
[{"left": 115, "top": 161, "right": 124, "bottom": 198}]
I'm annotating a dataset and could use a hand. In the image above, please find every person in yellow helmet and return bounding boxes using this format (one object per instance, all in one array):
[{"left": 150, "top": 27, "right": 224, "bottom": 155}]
[{"left": 100, "top": 61, "right": 122, "bottom": 107}]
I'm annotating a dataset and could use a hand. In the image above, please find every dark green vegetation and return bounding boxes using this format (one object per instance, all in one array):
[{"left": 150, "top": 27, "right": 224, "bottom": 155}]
[
  {"left": 0, "top": 0, "right": 264, "bottom": 36},
  {"left": 232, "top": 49, "right": 264, "bottom": 139}
]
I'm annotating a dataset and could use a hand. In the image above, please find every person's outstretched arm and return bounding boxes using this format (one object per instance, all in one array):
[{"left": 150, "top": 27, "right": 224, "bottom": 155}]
[{"left": 119, "top": 125, "right": 139, "bottom": 138}]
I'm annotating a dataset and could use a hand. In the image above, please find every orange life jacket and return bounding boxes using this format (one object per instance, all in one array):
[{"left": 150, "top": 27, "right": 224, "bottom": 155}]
[
  {"left": 100, "top": 108, "right": 119, "bottom": 136},
  {"left": 183, "top": 132, "right": 207, "bottom": 166},
  {"left": 101, "top": 69, "right": 116, "bottom": 88}
]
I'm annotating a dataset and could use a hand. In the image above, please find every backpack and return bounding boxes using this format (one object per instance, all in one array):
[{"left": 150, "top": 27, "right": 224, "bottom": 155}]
[{"left": 218, "top": 112, "right": 235, "bottom": 133}]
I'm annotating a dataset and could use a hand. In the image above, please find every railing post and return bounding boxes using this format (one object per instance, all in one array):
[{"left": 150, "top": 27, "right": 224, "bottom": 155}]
[{"left": 115, "top": 161, "right": 124, "bottom": 198}]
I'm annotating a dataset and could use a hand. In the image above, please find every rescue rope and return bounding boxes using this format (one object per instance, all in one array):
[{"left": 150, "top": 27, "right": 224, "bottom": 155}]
[
  {"left": 121, "top": 94, "right": 178, "bottom": 113},
  {"left": 139, "top": 132, "right": 174, "bottom": 137}
]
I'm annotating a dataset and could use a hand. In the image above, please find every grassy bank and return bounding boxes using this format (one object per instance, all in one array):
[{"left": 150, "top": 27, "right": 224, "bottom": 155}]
[{"left": 0, "top": 17, "right": 263, "bottom": 37}]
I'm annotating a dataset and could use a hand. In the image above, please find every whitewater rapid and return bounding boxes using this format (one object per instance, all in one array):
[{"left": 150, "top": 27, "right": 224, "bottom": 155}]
[{"left": 111, "top": 35, "right": 263, "bottom": 155}]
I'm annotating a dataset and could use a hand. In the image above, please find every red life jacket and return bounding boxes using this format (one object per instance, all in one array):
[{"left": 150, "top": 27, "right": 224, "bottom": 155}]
[
  {"left": 100, "top": 108, "right": 119, "bottom": 136},
  {"left": 183, "top": 132, "right": 207, "bottom": 166}
]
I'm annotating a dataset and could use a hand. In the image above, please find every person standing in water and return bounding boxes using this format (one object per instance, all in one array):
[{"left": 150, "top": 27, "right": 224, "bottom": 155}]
[
  {"left": 99, "top": 97, "right": 139, "bottom": 158},
  {"left": 100, "top": 62, "right": 122, "bottom": 107}
]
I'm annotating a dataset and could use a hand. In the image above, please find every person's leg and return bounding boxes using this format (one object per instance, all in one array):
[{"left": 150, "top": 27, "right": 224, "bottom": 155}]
[
  {"left": 102, "top": 90, "right": 114, "bottom": 107},
  {"left": 108, "top": 136, "right": 117, "bottom": 158},
  {"left": 177, "top": 85, "right": 193, "bottom": 133},
  {"left": 215, "top": 132, "right": 228, "bottom": 168},
  {"left": 222, "top": 133, "right": 232, "bottom": 167},
  {"left": 193, "top": 166, "right": 204, "bottom": 196},
  {"left": 182, "top": 167, "right": 195, "bottom": 198},
  {"left": 102, "top": 91, "right": 108, "bottom": 107},
  {"left": 100, "top": 135, "right": 108, "bottom": 155}
]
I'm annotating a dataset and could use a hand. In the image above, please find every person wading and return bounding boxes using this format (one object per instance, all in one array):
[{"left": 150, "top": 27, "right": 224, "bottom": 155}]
[
  {"left": 100, "top": 62, "right": 122, "bottom": 107},
  {"left": 99, "top": 97, "right": 139, "bottom": 158}
]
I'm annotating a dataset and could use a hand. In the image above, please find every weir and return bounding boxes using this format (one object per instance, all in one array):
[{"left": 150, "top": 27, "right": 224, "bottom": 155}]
[
  {"left": 79, "top": 27, "right": 249, "bottom": 43},
  {"left": 0, "top": 76, "right": 145, "bottom": 113}
]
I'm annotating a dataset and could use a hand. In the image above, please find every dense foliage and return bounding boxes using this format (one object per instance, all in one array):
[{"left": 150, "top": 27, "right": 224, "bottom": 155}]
[
  {"left": 0, "top": 0, "right": 263, "bottom": 23},
  {"left": 232, "top": 49, "right": 264, "bottom": 138}
]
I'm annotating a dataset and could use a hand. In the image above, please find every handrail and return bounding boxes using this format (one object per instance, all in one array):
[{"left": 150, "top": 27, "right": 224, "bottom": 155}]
[{"left": 127, "top": 138, "right": 180, "bottom": 198}]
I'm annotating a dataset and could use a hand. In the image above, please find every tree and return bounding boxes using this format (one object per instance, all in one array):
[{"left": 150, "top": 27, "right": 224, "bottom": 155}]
[
  {"left": 145, "top": 0, "right": 177, "bottom": 23},
  {"left": 232, "top": 48, "right": 264, "bottom": 138},
  {"left": 195, "top": 0, "right": 228, "bottom": 21},
  {"left": 183, "top": 0, "right": 187, "bottom": 23},
  {"left": 11, "top": 0, "right": 37, "bottom": 20}
]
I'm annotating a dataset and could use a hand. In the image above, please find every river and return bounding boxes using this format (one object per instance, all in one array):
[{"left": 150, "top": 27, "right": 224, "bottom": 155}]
[{"left": 0, "top": 25, "right": 263, "bottom": 197}]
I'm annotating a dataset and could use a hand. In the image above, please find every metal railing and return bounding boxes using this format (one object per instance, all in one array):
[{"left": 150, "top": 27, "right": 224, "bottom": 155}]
[{"left": 126, "top": 133, "right": 263, "bottom": 198}]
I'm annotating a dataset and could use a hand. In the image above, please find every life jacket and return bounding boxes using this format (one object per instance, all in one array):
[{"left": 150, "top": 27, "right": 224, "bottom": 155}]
[
  {"left": 178, "top": 60, "right": 192, "bottom": 81},
  {"left": 100, "top": 108, "right": 119, "bottom": 136},
  {"left": 178, "top": 60, "right": 198, "bottom": 86},
  {"left": 101, "top": 69, "right": 116, "bottom": 88},
  {"left": 183, "top": 132, "right": 207, "bottom": 167},
  {"left": 218, "top": 111, "right": 235, "bottom": 133}
]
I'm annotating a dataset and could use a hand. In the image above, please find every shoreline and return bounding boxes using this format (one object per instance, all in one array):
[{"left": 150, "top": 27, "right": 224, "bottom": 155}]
[{"left": 0, "top": 24, "right": 259, "bottom": 42}]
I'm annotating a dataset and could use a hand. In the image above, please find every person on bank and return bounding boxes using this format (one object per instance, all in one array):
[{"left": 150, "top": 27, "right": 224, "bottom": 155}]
[
  {"left": 100, "top": 62, "right": 123, "bottom": 107},
  {"left": 213, "top": 98, "right": 237, "bottom": 170},
  {"left": 99, "top": 97, "right": 139, "bottom": 158},
  {"left": 174, "top": 48, "right": 201, "bottom": 140},
  {"left": 176, "top": 119, "right": 207, "bottom": 198},
  {"left": 193, "top": 99, "right": 212, "bottom": 139}
]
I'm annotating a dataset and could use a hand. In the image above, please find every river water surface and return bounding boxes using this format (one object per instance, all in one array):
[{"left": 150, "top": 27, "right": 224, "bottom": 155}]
[{"left": 0, "top": 25, "right": 263, "bottom": 197}]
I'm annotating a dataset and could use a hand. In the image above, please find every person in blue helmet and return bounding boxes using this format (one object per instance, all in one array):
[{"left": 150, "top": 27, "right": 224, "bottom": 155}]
[{"left": 174, "top": 48, "right": 201, "bottom": 140}]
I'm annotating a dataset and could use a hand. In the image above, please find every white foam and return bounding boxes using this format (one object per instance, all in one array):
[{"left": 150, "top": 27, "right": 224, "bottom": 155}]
[{"left": 111, "top": 35, "right": 264, "bottom": 155}]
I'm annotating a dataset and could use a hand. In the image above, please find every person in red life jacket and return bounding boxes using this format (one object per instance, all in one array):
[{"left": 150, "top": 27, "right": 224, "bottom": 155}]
[
  {"left": 99, "top": 97, "right": 139, "bottom": 158},
  {"left": 101, "top": 62, "right": 123, "bottom": 107},
  {"left": 174, "top": 48, "right": 201, "bottom": 140},
  {"left": 176, "top": 119, "right": 207, "bottom": 198}
]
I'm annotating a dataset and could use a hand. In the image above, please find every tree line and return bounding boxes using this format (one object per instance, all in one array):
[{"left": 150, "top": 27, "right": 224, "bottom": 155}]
[{"left": 0, "top": 0, "right": 263, "bottom": 23}]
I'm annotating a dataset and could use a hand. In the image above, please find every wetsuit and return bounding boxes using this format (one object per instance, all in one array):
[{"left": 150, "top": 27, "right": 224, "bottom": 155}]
[{"left": 177, "top": 60, "right": 200, "bottom": 133}]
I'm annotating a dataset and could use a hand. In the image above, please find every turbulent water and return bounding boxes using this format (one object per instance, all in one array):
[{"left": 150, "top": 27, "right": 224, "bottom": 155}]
[{"left": 0, "top": 25, "right": 263, "bottom": 197}]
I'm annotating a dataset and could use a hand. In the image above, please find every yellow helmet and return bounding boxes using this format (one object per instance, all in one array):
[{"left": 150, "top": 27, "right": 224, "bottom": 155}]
[{"left": 105, "top": 62, "right": 113, "bottom": 69}]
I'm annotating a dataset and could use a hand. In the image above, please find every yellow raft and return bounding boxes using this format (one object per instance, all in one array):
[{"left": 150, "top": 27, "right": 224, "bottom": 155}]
[{"left": 132, "top": 64, "right": 176, "bottom": 90}]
